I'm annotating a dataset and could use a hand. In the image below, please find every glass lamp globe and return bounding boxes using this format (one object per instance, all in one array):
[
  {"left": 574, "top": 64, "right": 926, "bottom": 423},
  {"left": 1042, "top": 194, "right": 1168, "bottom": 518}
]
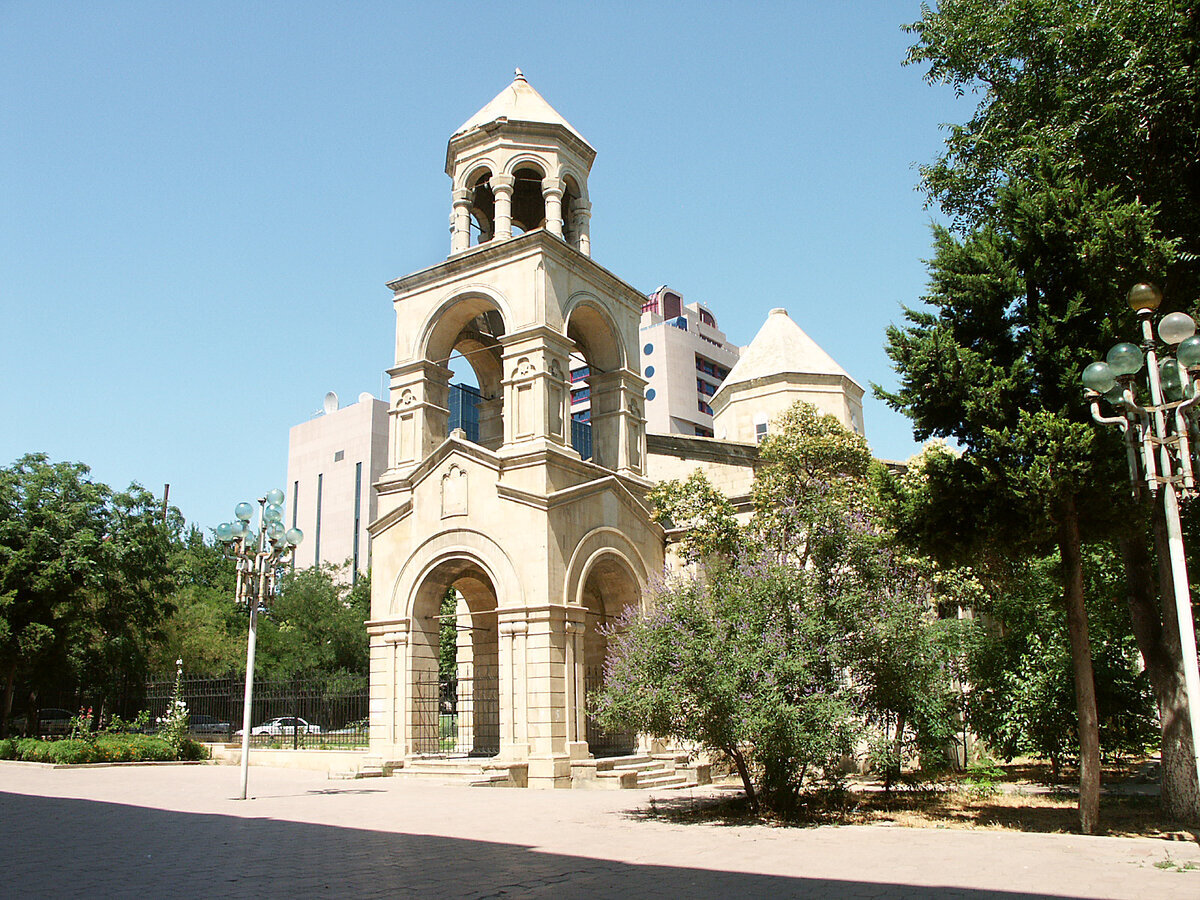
[
  {"left": 265, "top": 488, "right": 285, "bottom": 506},
  {"left": 1160, "top": 312, "right": 1197, "bottom": 345},
  {"left": 216, "top": 522, "right": 234, "bottom": 542},
  {"left": 231, "top": 520, "right": 248, "bottom": 538},
  {"left": 1103, "top": 384, "right": 1126, "bottom": 406},
  {"left": 267, "top": 521, "right": 284, "bottom": 539},
  {"left": 263, "top": 504, "right": 283, "bottom": 524},
  {"left": 234, "top": 501, "right": 254, "bottom": 522},
  {"left": 1178, "top": 335, "right": 1200, "bottom": 368},
  {"left": 1082, "top": 361, "right": 1117, "bottom": 394},
  {"left": 1128, "top": 283, "right": 1163, "bottom": 312},
  {"left": 285, "top": 527, "right": 304, "bottom": 546},
  {"left": 1160, "top": 359, "right": 1185, "bottom": 399},
  {"left": 1105, "top": 342, "right": 1143, "bottom": 376}
]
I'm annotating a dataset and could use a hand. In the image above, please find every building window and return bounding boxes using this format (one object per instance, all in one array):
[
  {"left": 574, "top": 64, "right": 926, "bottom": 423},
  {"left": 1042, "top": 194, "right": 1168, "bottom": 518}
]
[
  {"left": 699, "top": 308, "right": 715, "bottom": 327},
  {"left": 571, "top": 386, "right": 590, "bottom": 402},
  {"left": 698, "top": 400, "right": 712, "bottom": 415},
  {"left": 572, "top": 409, "right": 591, "bottom": 422},
  {"left": 697, "top": 379, "right": 716, "bottom": 397},
  {"left": 334, "top": 450, "right": 344, "bottom": 462},
  {"left": 644, "top": 365, "right": 655, "bottom": 378},
  {"left": 756, "top": 422, "right": 768, "bottom": 443},
  {"left": 642, "top": 295, "right": 659, "bottom": 314},
  {"left": 570, "top": 366, "right": 590, "bottom": 382},
  {"left": 643, "top": 343, "right": 653, "bottom": 356},
  {"left": 647, "top": 388, "right": 657, "bottom": 401},
  {"left": 695, "top": 425, "right": 714, "bottom": 438}
]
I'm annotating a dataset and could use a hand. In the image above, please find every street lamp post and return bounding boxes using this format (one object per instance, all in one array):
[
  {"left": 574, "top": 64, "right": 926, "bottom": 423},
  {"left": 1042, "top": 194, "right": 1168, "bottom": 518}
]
[
  {"left": 216, "top": 488, "right": 302, "bottom": 801},
  {"left": 1082, "top": 282, "right": 1200, "bottom": 798}
]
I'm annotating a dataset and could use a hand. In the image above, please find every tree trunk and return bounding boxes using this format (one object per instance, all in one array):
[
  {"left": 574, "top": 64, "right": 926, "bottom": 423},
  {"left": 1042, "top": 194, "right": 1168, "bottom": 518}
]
[
  {"left": 1058, "top": 495, "right": 1101, "bottom": 834},
  {"left": 728, "top": 745, "right": 758, "bottom": 813},
  {"left": 1, "top": 659, "right": 15, "bottom": 736},
  {"left": 1119, "top": 515, "right": 1200, "bottom": 823}
]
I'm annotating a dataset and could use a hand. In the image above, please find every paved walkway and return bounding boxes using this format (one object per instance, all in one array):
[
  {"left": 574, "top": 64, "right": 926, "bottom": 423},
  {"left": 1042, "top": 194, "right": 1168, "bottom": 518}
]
[{"left": 1, "top": 762, "right": 1196, "bottom": 899}]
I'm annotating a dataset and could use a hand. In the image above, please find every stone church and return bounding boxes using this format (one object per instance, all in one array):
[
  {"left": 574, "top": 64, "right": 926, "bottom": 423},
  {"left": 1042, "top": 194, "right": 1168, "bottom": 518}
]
[{"left": 365, "top": 73, "right": 862, "bottom": 787}]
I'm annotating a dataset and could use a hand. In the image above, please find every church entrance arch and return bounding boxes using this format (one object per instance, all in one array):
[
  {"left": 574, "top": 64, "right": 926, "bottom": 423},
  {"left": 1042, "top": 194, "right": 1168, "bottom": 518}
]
[
  {"left": 578, "top": 551, "right": 642, "bottom": 756},
  {"left": 408, "top": 556, "right": 500, "bottom": 757}
]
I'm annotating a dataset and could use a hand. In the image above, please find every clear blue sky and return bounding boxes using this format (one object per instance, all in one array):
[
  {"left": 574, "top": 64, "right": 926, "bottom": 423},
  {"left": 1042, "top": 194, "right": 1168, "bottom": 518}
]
[{"left": 1, "top": 2, "right": 970, "bottom": 532}]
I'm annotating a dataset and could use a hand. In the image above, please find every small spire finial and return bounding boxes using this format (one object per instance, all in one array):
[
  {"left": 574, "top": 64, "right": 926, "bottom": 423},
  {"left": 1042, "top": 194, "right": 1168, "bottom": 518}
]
[{"left": 514, "top": 67, "right": 525, "bottom": 81}]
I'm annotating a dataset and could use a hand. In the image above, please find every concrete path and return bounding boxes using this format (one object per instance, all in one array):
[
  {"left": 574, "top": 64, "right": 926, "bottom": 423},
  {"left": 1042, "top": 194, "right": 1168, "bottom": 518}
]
[{"left": 0, "top": 762, "right": 1196, "bottom": 899}]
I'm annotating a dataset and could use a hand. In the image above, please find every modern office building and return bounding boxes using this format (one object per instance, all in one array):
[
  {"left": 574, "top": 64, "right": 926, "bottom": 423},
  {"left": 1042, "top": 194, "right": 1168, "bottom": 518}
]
[
  {"left": 633, "top": 286, "right": 741, "bottom": 437},
  {"left": 285, "top": 392, "right": 389, "bottom": 579}
]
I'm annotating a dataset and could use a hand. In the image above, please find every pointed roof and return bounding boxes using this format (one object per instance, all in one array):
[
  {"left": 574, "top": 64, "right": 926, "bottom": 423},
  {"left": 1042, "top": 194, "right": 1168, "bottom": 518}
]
[
  {"left": 716, "top": 308, "right": 862, "bottom": 395},
  {"left": 453, "top": 69, "right": 591, "bottom": 147}
]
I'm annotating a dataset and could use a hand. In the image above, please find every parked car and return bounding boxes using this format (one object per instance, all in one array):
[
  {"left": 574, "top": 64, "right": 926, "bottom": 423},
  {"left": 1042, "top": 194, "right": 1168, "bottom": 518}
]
[
  {"left": 235, "top": 716, "right": 321, "bottom": 737},
  {"left": 37, "top": 708, "right": 72, "bottom": 736},
  {"left": 187, "top": 714, "right": 231, "bottom": 735}
]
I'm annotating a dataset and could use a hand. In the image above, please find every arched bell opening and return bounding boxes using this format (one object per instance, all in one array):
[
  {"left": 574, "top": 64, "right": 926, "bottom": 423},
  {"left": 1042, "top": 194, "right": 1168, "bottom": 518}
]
[
  {"left": 469, "top": 169, "right": 495, "bottom": 245},
  {"left": 409, "top": 557, "right": 500, "bottom": 757},
  {"left": 510, "top": 164, "right": 547, "bottom": 235},
  {"left": 426, "top": 297, "right": 507, "bottom": 451},
  {"left": 580, "top": 554, "right": 641, "bottom": 756}
]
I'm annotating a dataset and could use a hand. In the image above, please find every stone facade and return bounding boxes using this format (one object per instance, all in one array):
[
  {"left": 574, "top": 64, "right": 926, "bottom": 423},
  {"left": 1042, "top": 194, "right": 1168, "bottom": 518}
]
[{"left": 367, "top": 73, "right": 661, "bottom": 787}]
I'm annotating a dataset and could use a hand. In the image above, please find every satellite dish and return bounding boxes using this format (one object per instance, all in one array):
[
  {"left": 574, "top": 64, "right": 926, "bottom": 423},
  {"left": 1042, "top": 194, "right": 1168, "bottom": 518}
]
[
  {"left": 358, "top": 391, "right": 374, "bottom": 404},
  {"left": 323, "top": 391, "right": 339, "bottom": 414}
]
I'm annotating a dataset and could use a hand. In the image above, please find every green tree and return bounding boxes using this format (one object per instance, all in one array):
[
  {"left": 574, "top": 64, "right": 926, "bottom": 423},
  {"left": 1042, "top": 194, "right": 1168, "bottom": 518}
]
[
  {"left": 900, "top": 0, "right": 1200, "bottom": 824},
  {"left": 0, "top": 454, "right": 108, "bottom": 731},
  {"left": 254, "top": 565, "right": 370, "bottom": 678},
  {"left": 605, "top": 404, "right": 968, "bottom": 813}
]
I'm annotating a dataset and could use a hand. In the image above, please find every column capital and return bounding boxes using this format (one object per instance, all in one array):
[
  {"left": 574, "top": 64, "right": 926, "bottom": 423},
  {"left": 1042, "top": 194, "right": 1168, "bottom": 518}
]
[
  {"left": 541, "top": 178, "right": 564, "bottom": 199},
  {"left": 452, "top": 188, "right": 473, "bottom": 206},
  {"left": 491, "top": 174, "right": 515, "bottom": 194}
]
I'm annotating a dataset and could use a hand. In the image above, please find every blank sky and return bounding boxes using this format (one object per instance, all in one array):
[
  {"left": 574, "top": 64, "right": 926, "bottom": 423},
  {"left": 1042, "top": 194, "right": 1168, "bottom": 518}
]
[{"left": 0, "top": 1, "right": 972, "bottom": 531}]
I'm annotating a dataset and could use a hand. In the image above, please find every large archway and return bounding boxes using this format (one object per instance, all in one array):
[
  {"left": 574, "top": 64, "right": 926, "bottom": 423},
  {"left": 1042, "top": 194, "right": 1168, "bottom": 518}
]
[
  {"left": 408, "top": 557, "right": 500, "bottom": 757},
  {"left": 421, "top": 294, "right": 507, "bottom": 451},
  {"left": 579, "top": 552, "right": 642, "bottom": 756},
  {"left": 565, "top": 297, "right": 627, "bottom": 468}
]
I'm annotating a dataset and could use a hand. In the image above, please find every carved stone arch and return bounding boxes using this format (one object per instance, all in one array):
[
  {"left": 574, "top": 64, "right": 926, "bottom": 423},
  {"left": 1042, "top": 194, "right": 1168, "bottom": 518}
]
[
  {"left": 563, "top": 525, "right": 649, "bottom": 609},
  {"left": 564, "top": 293, "right": 626, "bottom": 373},
  {"left": 559, "top": 166, "right": 589, "bottom": 202},
  {"left": 388, "top": 527, "right": 523, "bottom": 619},
  {"left": 414, "top": 286, "right": 513, "bottom": 366},
  {"left": 458, "top": 160, "right": 498, "bottom": 193},
  {"left": 502, "top": 154, "right": 549, "bottom": 179}
]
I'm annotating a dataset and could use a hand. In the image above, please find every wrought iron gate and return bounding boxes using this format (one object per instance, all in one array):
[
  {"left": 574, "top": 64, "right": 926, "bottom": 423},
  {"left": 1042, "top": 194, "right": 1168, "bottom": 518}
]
[
  {"left": 584, "top": 666, "right": 636, "bottom": 756},
  {"left": 412, "top": 675, "right": 499, "bottom": 756}
]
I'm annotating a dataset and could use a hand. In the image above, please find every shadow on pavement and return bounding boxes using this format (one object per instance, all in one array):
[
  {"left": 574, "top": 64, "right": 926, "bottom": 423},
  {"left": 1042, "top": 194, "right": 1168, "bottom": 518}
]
[{"left": 0, "top": 790, "right": 1100, "bottom": 899}]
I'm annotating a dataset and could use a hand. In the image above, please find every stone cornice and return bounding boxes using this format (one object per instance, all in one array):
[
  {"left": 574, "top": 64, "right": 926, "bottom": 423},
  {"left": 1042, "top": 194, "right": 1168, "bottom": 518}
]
[{"left": 386, "top": 230, "right": 644, "bottom": 314}]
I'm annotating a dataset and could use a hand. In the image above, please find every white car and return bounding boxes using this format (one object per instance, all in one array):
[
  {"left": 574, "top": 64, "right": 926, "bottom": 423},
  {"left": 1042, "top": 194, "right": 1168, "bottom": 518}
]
[{"left": 235, "top": 716, "right": 321, "bottom": 736}]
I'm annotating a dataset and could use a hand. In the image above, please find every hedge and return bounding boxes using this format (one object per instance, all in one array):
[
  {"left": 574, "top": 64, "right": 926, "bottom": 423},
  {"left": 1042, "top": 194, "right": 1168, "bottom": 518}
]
[{"left": 0, "top": 735, "right": 209, "bottom": 764}]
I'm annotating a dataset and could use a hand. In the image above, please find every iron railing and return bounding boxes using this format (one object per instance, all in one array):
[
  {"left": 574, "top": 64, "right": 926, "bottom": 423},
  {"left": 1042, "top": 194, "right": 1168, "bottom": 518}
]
[
  {"left": 411, "top": 675, "right": 500, "bottom": 756},
  {"left": 143, "top": 673, "right": 368, "bottom": 748},
  {"left": 585, "top": 666, "right": 635, "bottom": 756}
]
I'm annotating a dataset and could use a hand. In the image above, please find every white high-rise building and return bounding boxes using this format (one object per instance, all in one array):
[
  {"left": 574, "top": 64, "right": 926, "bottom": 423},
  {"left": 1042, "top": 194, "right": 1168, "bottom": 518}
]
[{"left": 285, "top": 392, "right": 388, "bottom": 578}]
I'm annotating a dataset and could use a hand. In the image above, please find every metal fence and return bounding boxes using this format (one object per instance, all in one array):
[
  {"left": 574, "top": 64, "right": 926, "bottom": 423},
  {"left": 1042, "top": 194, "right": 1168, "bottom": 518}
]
[
  {"left": 143, "top": 674, "right": 369, "bottom": 748},
  {"left": 585, "top": 666, "right": 635, "bottom": 756},
  {"left": 411, "top": 675, "right": 500, "bottom": 756}
]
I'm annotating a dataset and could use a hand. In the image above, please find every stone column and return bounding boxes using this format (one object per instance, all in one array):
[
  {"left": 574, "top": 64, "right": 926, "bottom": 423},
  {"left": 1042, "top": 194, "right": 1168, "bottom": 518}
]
[
  {"left": 450, "top": 188, "right": 473, "bottom": 253},
  {"left": 367, "top": 617, "right": 409, "bottom": 760},
  {"left": 497, "top": 611, "right": 529, "bottom": 760},
  {"left": 523, "top": 604, "right": 573, "bottom": 787},
  {"left": 542, "top": 178, "right": 564, "bottom": 238},
  {"left": 584, "top": 369, "right": 646, "bottom": 476},
  {"left": 565, "top": 611, "right": 588, "bottom": 759},
  {"left": 492, "top": 174, "right": 515, "bottom": 240},
  {"left": 476, "top": 396, "right": 504, "bottom": 451},
  {"left": 573, "top": 200, "right": 592, "bottom": 256},
  {"left": 499, "top": 328, "right": 574, "bottom": 452},
  {"left": 387, "top": 359, "right": 452, "bottom": 469}
]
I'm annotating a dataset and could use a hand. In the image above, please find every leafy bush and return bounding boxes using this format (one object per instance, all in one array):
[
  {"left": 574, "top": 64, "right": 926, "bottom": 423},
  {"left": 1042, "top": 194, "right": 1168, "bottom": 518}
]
[
  {"left": 10, "top": 733, "right": 187, "bottom": 764},
  {"left": 16, "top": 738, "right": 52, "bottom": 762},
  {"left": 47, "top": 740, "right": 94, "bottom": 765},
  {"left": 177, "top": 738, "right": 210, "bottom": 761},
  {"left": 0, "top": 738, "right": 14, "bottom": 759}
]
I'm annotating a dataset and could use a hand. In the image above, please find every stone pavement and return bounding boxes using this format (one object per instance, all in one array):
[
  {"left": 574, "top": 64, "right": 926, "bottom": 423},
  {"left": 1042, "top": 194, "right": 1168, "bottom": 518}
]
[{"left": 0, "top": 762, "right": 1196, "bottom": 899}]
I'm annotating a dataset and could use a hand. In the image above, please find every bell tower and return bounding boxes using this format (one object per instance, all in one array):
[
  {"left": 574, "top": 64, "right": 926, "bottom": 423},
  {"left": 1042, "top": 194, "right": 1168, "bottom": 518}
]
[
  {"left": 367, "top": 73, "right": 662, "bottom": 787},
  {"left": 447, "top": 69, "right": 593, "bottom": 255}
]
